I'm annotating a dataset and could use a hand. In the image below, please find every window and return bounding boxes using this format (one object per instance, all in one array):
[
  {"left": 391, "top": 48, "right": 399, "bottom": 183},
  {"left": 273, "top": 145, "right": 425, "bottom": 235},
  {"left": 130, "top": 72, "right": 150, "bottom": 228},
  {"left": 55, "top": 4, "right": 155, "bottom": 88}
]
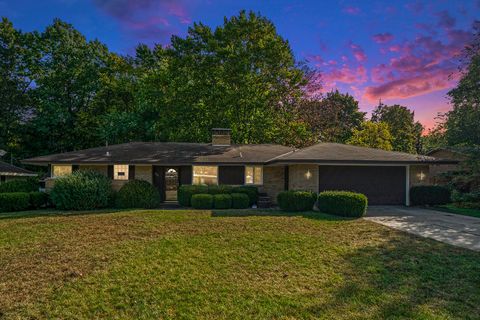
[
  {"left": 245, "top": 166, "right": 263, "bottom": 185},
  {"left": 193, "top": 166, "right": 218, "bottom": 185},
  {"left": 114, "top": 164, "right": 129, "bottom": 180},
  {"left": 52, "top": 165, "right": 72, "bottom": 177}
]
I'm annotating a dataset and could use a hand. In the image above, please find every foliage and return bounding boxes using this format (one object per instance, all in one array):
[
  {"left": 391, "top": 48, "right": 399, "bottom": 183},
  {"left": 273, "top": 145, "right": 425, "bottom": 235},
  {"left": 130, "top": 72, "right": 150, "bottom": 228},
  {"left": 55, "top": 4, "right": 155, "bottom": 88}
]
[
  {"left": 231, "top": 193, "right": 250, "bottom": 209},
  {"left": 191, "top": 194, "right": 214, "bottom": 209},
  {"left": 0, "top": 177, "right": 38, "bottom": 193},
  {"left": 410, "top": 186, "right": 451, "bottom": 206},
  {"left": 50, "top": 170, "right": 112, "bottom": 210},
  {"left": 277, "top": 190, "right": 317, "bottom": 211},
  {"left": 347, "top": 121, "right": 393, "bottom": 150},
  {"left": 29, "top": 192, "right": 49, "bottom": 209},
  {"left": 317, "top": 191, "right": 368, "bottom": 217},
  {"left": 115, "top": 180, "right": 161, "bottom": 209},
  {"left": 208, "top": 185, "right": 234, "bottom": 195},
  {"left": 0, "top": 192, "right": 30, "bottom": 212},
  {"left": 213, "top": 194, "right": 232, "bottom": 209},
  {"left": 177, "top": 185, "right": 209, "bottom": 207},
  {"left": 231, "top": 186, "right": 259, "bottom": 205}
]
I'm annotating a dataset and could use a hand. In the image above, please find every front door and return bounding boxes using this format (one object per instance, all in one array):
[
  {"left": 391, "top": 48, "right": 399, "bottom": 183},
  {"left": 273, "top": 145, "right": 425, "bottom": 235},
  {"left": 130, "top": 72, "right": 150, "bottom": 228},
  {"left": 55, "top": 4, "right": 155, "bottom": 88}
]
[{"left": 165, "top": 168, "right": 179, "bottom": 201}]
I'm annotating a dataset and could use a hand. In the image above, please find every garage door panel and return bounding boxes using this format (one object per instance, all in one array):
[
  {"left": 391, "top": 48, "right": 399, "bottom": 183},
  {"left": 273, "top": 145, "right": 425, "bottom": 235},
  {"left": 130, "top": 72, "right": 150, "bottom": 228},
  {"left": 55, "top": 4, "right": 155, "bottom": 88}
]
[{"left": 318, "top": 166, "right": 406, "bottom": 205}]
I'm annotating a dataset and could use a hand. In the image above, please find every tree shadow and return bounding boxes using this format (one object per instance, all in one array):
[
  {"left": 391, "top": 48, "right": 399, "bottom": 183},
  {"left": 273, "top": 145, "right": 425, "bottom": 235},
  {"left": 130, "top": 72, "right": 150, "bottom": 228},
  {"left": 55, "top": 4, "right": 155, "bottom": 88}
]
[
  {"left": 212, "top": 208, "right": 351, "bottom": 222},
  {"left": 0, "top": 208, "right": 133, "bottom": 220}
]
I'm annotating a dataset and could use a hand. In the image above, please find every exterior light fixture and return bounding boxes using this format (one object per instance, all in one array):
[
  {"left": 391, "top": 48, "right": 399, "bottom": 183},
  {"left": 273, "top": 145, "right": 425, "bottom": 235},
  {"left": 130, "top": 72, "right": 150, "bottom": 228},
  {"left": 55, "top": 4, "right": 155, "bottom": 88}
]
[{"left": 305, "top": 170, "right": 312, "bottom": 180}]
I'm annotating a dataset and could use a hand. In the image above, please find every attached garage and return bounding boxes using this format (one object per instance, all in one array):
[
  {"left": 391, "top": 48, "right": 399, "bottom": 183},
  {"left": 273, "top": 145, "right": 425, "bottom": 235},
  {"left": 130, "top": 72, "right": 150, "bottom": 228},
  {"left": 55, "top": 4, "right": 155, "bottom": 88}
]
[{"left": 318, "top": 165, "right": 406, "bottom": 205}]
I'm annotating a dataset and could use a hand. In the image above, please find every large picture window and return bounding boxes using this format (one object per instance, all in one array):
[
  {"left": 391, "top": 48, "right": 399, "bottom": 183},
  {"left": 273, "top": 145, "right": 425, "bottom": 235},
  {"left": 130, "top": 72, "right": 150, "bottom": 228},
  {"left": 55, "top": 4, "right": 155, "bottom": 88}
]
[
  {"left": 193, "top": 166, "right": 218, "bottom": 185},
  {"left": 52, "top": 165, "right": 72, "bottom": 177},
  {"left": 245, "top": 166, "right": 263, "bottom": 185},
  {"left": 114, "top": 164, "right": 129, "bottom": 180}
]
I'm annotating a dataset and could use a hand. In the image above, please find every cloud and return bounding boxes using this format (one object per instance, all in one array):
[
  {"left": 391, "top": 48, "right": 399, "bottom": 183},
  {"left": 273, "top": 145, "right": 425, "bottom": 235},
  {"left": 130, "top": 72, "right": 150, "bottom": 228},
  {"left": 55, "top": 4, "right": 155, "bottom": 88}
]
[
  {"left": 372, "top": 33, "right": 394, "bottom": 43},
  {"left": 343, "top": 6, "right": 361, "bottom": 15},
  {"left": 436, "top": 10, "right": 456, "bottom": 29},
  {"left": 349, "top": 42, "right": 367, "bottom": 62},
  {"left": 405, "top": 1, "right": 424, "bottom": 14}
]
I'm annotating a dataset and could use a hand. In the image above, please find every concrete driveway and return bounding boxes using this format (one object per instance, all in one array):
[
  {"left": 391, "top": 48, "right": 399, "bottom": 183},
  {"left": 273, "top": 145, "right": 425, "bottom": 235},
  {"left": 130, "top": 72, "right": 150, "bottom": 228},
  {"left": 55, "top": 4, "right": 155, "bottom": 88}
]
[{"left": 365, "top": 206, "right": 480, "bottom": 251}]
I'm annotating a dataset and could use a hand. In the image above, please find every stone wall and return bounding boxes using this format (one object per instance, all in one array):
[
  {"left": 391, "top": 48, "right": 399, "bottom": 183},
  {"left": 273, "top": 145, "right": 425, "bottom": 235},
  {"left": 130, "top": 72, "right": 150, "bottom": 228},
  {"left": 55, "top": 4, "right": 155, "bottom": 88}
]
[
  {"left": 259, "top": 166, "right": 285, "bottom": 204},
  {"left": 288, "top": 164, "right": 319, "bottom": 192}
]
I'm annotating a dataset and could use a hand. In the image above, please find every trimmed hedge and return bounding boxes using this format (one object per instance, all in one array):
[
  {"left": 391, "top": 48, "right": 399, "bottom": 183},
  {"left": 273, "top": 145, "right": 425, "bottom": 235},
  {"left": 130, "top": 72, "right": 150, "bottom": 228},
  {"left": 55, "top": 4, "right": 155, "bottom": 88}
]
[
  {"left": 50, "top": 170, "right": 112, "bottom": 210},
  {"left": 232, "top": 186, "right": 258, "bottom": 206},
  {"left": 178, "top": 185, "right": 208, "bottom": 206},
  {"left": 0, "top": 192, "right": 30, "bottom": 212},
  {"left": 317, "top": 191, "right": 368, "bottom": 217},
  {"left": 116, "top": 180, "right": 161, "bottom": 209},
  {"left": 277, "top": 190, "right": 317, "bottom": 212},
  {"left": 191, "top": 193, "right": 213, "bottom": 209},
  {"left": 213, "top": 194, "right": 232, "bottom": 209},
  {"left": 208, "top": 185, "right": 234, "bottom": 195},
  {"left": 29, "top": 192, "right": 49, "bottom": 209},
  {"left": 410, "top": 185, "right": 451, "bottom": 206},
  {"left": 231, "top": 193, "right": 250, "bottom": 209},
  {"left": 0, "top": 177, "right": 38, "bottom": 193}
]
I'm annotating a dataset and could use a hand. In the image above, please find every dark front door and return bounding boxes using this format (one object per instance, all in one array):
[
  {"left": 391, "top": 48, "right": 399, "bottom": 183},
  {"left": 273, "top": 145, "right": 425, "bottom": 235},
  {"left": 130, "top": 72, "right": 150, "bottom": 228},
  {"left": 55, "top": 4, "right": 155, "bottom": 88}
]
[
  {"left": 153, "top": 166, "right": 166, "bottom": 202},
  {"left": 318, "top": 165, "right": 406, "bottom": 205}
]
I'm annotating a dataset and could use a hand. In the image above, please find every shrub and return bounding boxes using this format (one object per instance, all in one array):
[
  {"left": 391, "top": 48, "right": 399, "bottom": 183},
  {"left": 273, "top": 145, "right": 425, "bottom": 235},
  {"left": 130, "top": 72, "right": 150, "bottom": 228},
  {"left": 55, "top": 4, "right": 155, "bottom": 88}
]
[
  {"left": 191, "top": 194, "right": 213, "bottom": 209},
  {"left": 0, "top": 177, "right": 38, "bottom": 193},
  {"left": 50, "top": 170, "right": 112, "bottom": 210},
  {"left": 317, "top": 191, "right": 368, "bottom": 217},
  {"left": 232, "top": 186, "right": 258, "bottom": 206},
  {"left": 177, "top": 185, "right": 208, "bottom": 207},
  {"left": 116, "top": 180, "right": 161, "bottom": 209},
  {"left": 208, "top": 185, "right": 234, "bottom": 195},
  {"left": 0, "top": 192, "right": 30, "bottom": 212},
  {"left": 231, "top": 193, "right": 250, "bottom": 209},
  {"left": 410, "top": 186, "right": 451, "bottom": 206},
  {"left": 213, "top": 194, "right": 232, "bottom": 209},
  {"left": 29, "top": 192, "right": 49, "bottom": 209},
  {"left": 277, "top": 190, "right": 317, "bottom": 212}
]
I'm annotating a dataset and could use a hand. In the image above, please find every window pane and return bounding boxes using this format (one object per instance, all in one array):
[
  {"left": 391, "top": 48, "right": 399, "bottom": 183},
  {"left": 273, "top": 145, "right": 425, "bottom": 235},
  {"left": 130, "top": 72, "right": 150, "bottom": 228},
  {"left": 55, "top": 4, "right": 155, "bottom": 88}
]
[
  {"left": 114, "top": 165, "right": 129, "bottom": 180},
  {"left": 53, "top": 165, "right": 72, "bottom": 177},
  {"left": 245, "top": 166, "right": 254, "bottom": 184},
  {"left": 193, "top": 166, "right": 218, "bottom": 185},
  {"left": 254, "top": 166, "right": 263, "bottom": 185},
  {"left": 245, "top": 166, "right": 263, "bottom": 185}
]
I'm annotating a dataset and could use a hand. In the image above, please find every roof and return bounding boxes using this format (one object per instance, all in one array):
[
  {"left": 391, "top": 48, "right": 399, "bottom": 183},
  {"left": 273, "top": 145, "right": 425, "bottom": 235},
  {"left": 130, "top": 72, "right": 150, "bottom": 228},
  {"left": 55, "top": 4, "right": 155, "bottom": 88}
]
[
  {"left": 22, "top": 142, "right": 294, "bottom": 165},
  {"left": 0, "top": 160, "right": 36, "bottom": 176},
  {"left": 269, "top": 143, "right": 457, "bottom": 164}
]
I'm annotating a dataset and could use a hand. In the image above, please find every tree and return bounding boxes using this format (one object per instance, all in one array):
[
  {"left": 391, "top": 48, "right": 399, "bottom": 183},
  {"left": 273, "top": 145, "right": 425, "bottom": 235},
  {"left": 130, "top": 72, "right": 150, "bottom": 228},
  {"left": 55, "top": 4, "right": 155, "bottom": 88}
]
[
  {"left": 346, "top": 121, "right": 393, "bottom": 150},
  {"left": 371, "top": 103, "right": 422, "bottom": 153},
  {"left": 299, "top": 90, "right": 365, "bottom": 143}
]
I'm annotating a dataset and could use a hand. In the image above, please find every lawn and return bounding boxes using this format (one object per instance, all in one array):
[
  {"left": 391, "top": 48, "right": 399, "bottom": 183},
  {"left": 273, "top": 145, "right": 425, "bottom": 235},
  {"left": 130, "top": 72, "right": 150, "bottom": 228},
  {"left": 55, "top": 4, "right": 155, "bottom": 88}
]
[
  {"left": 1, "top": 209, "right": 479, "bottom": 319},
  {"left": 434, "top": 204, "right": 480, "bottom": 218}
]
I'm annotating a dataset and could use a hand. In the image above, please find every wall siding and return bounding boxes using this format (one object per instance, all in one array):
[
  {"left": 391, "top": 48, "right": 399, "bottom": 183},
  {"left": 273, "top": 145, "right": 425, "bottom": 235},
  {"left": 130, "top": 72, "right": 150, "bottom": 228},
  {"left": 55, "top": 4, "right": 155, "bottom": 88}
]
[
  {"left": 259, "top": 166, "right": 285, "bottom": 204},
  {"left": 288, "top": 164, "right": 319, "bottom": 193}
]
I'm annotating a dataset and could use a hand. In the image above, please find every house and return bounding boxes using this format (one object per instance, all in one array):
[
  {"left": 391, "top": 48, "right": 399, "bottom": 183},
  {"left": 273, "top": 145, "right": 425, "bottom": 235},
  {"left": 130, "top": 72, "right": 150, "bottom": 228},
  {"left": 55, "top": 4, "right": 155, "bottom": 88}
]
[
  {"left": 0, "top": 160, "right": 37, "bottom": 183},
  {"left": 426, "top": 148, "right": 468, "bottom": 184},
  {"left": 22, "top": 129, "right": 456, "bottom": 205}
]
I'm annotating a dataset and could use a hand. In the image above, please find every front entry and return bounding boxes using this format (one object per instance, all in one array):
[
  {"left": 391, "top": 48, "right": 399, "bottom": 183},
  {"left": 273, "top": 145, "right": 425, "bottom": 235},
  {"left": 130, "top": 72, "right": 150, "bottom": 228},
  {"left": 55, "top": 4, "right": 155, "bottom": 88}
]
[
  {"left": 153, "top": 166, "right": 192, "bottom": 202},
  {"left": 165, "top": 168, "right": 179, "bottom": 201}
]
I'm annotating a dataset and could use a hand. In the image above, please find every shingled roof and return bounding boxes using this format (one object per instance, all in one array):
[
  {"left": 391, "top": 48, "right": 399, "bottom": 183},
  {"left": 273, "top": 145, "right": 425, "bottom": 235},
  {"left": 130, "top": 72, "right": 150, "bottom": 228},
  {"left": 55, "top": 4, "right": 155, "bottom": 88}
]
[{"left": 0, "top": 160, "right": 36, "bottom": 176}]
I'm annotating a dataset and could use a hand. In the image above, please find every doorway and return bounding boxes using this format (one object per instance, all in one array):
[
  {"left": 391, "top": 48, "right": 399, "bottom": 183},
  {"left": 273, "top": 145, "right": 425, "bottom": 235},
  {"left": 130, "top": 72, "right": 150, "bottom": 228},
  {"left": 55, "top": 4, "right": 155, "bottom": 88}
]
[{"left": 165, "top": 168, "right": 179, "bottom": 201}]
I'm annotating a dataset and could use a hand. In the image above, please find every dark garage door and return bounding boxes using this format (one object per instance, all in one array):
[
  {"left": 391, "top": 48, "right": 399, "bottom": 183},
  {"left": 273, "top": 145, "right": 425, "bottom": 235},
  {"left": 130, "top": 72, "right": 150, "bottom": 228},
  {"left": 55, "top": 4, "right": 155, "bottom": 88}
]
[{"left": 318, "top": 165, "right": 406, "bottom": 205}]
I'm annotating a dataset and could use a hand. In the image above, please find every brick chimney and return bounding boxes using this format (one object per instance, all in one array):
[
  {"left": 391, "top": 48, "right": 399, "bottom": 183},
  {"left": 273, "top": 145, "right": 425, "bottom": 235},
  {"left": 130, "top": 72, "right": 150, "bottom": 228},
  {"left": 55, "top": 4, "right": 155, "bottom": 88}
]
[{"left": 211, "top": 128, "right": 231, "bottom": 146}]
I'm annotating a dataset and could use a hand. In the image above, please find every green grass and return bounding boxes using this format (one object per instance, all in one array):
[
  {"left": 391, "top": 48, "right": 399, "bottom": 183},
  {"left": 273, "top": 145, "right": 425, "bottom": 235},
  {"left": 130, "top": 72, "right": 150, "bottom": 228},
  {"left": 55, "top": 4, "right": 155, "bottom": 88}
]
[
  {"left": 1, "top": 209, "right": 479, "bottom": 319},
  {"left": 434, "top": 204, "right": 480, "bottom": 218}
]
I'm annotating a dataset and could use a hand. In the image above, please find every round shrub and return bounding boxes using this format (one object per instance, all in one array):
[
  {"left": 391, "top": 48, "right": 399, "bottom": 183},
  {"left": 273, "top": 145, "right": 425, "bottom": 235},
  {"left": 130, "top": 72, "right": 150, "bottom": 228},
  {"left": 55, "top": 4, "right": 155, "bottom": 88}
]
[
  {"left": 116, "top": 180, "right": 161, "bottom": 209},
  {"left": 232, "top": 186, "right": 258, "bottom": 206},
  {"left": 410, "top": 186, "right": 451, "bottom": 206},
  {"left": 317, "top": 191, "right": 368, "bottom": 217},
  {"left": 50, "top": 170, "right": 112, "bottom": 210},
  {"left": 0, "top": 192, "right": 30, "bottom": 212},
  {"left": 0, "top": 177, "right": 38, "bottom": 193},
  {"left": 191, "top": 193, "right": 213, "bottom": 209},
  {"left": 277, "top": 190, "right": 317, "bottom": 212},
  {"left": 208, "top": 185, "right": 234, "bottom": 195},
  {"left": 178, "top": 185, "right": 208, "bottom": 207},
  {"left": 29, "top": 192, "right": 49, "bottom": 209},
  {"left": 213, "top": 194, "right": 232, "bottom": 209},
  {"left": 231, "top": 193, "right": 250, "bottom": 209}
]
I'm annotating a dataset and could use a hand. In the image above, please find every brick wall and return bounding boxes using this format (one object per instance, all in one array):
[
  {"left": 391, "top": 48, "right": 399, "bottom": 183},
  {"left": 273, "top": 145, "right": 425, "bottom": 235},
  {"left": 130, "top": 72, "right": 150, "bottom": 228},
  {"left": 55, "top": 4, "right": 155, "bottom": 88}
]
[
  {"left": 135, "top": 165, "right": 152, "bottom": 183},
  {"left": 409, "top": 165, "right": 431, "bottom": 187},
  {"left": 288, "top": 164, "right": 318, "bottom": 192},
  {"left": 259, "top": 166, "right": 285, "bottom": 204}
]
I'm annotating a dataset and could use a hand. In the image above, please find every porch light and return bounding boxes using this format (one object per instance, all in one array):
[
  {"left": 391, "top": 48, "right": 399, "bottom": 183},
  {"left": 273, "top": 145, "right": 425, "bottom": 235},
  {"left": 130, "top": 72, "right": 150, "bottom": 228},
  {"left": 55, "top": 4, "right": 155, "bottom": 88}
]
[
  {"left": 417, "top": 171, "right": 426, "bottom": 181},
  {"left": 305, "top": 170, "right": 312, "bottom": 180}
]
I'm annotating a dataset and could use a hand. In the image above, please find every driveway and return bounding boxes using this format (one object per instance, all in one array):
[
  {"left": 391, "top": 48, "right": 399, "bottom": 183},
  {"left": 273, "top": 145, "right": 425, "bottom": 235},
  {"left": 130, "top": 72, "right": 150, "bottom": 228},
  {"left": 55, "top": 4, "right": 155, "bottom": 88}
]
[{"left": 365, "top": 206, "right": 480, "bottom": 251}]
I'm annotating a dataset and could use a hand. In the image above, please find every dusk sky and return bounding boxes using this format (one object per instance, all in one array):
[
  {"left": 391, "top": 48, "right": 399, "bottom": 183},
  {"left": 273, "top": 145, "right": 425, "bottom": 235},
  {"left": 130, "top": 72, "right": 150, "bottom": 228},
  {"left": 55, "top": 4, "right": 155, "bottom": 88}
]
[{"left": 2, "top": 0, "right": 479, "bottom": 130}]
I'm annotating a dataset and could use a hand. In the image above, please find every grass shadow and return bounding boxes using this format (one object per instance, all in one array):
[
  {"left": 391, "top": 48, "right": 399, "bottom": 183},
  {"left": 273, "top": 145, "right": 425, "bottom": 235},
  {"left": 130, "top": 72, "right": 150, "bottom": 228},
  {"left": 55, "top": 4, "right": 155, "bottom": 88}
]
[
  {"left": 0, "top": 208, "right": 133, "bottom": 220},
  {"left": 212, "top": 208, "right": 350, "bottom": 222}
]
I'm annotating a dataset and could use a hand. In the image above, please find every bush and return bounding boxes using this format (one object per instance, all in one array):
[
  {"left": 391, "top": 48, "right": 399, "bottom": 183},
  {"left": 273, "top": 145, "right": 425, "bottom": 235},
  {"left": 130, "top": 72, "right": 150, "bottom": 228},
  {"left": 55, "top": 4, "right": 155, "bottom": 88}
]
[
  {"left": 0, "top": 177, "right": 38, "bottom": 193},
  {"left": 177, "top": 185, "right": 208, "bottom": 207},
  {"left": 410, "top": 186, "right": 451, "bottom": 206},
  {"left": 208, "top": 185, "right": 234, "bottom": 195},
  {"left": 317, "top": 191, "right": 368, "bottom": 217},
  {"left": 213, "top": 194, "right": 232, "bottom": 209},
  {"left": 116, "top": 180, "right": 161, "bottom": 209},
  {"left": 50, "top": 170, "right": 112, "bottom": 210},
  {"left": 191, "top": 193, "right": 213, "bottom": 209},
  {"left": 29, "top": 192, "right": 49, "bottom": 209},
  {"left": 277, "top": 190, "right": 317, "bottom": 212},
  {"left": 232, "top": 186, "right": 258, "bottom": 206},
  {"left": 0, "top": 192, "right": 30, "bottom": 212},
  {"left": 231, "top": 193, "right": 250, "bottom": 209}
]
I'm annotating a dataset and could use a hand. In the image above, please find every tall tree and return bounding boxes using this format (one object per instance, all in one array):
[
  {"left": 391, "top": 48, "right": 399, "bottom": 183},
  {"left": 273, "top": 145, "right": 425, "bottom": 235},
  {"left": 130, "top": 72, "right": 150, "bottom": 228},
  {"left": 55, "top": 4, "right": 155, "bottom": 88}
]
[
  {"left": 347, "top": 121, "right": 393, "bottom": 150},
  {"left": 299, "top": 90, "right": 365, "bottom": 143}
]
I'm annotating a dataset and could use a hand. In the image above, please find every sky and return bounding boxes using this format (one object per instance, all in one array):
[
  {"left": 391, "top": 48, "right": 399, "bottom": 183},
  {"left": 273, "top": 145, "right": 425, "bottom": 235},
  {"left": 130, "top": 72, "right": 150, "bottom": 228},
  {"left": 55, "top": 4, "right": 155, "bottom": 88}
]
[{"left": 2, "top": 0, "right": 479, "bottom": 131}]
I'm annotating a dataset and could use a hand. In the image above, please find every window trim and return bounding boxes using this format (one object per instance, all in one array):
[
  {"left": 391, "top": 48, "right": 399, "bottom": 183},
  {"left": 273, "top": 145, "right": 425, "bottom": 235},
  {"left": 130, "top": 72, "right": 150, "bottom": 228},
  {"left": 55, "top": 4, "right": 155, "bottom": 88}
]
[
  {"left": 245, "top": 165, "right": 263, "bottom": 185},
  {"left": 113, "top": 164, "right": 129, "bottom": 181},
  {"left": 192, "top": 165, "right": 218, "bottom": 185}
]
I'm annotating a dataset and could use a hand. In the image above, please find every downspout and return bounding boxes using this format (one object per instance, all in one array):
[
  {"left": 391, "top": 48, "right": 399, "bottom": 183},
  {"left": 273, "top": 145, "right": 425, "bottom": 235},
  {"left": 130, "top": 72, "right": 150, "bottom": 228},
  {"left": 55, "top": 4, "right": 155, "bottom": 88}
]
[{"left": 405, "top": 165, "right": 410, "bottom": 206}]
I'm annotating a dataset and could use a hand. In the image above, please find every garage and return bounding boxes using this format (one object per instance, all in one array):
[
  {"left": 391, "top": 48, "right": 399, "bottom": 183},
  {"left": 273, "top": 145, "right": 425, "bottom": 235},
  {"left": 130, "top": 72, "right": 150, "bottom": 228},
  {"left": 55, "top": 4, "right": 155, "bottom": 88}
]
[{"left": 318, "top": 165, "right": 406, "bottom": 205}]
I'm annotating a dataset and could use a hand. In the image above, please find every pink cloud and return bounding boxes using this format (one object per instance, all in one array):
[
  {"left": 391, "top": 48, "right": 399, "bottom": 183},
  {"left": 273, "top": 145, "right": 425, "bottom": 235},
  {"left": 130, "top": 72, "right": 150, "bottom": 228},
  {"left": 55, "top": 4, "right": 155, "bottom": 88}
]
[
  {"left": 373, "top": 33, "right": 394, "bottom": 43},
  {"left": 349, "top": 42, "right": 367, "bottom": 62},
  {"left": 343, "top": 6, "right": 361, "bottom": 15}
]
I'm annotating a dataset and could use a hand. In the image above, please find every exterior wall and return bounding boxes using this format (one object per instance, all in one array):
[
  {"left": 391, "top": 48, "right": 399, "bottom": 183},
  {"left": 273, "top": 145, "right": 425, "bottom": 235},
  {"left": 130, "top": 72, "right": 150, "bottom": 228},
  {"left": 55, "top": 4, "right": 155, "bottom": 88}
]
[
  {"left": 111, "top": 180, "right": 128, "bottom": 191},
  {"left": 428, "top": 149, "right": 465, "bottom": 185},
  {"left": 409, "top": 165, "right": 431, "bottom": 187},
  {"left": 259, "top": 166, "right": 285, "bottom": 204},
  {"left": 288, "top": 164, "right": 319, "bottom": 192},
  {"left": 135, "top": 165, "right": 152, "bottom": 183},
  {"left": 78, "top": 165, "right": 108, "bottom": 176},
  {"left": 212, "top": 134, "right": 231, "bottom": 146}
]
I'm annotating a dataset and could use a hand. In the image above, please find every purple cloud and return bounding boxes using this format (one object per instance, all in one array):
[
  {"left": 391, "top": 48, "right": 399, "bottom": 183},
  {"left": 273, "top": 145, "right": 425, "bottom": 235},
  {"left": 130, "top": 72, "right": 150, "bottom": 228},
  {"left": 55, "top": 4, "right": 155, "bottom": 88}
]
[
  {"left": 436, "top": 10, "right": 456, "bottom": 29},
  {"left": 349, "top": 42, "right": 367, "bottom": 62},
  {"left": 373, "top": 33, "right": 394, "bottom": 43},
  {"left": 343, "top": 6, "right": 361, "bottom": 15}
]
